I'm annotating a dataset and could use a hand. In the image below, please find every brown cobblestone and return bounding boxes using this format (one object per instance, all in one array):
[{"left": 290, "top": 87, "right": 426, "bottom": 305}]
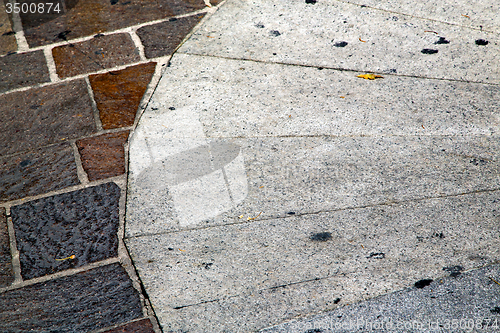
[
  {"left": 137, "top": 14, "right": 205, "bottom": 59},
  {"left": 0, "top": 143, "right": 80, "bottom": 203},
  {"left": 52, "top": 33, "right": 140, "bottom": 78},
  {"left": 77, "top": 131, "right": 130, "bottom": 181},
  {"left": 89, "top": 62, "right": 156, "bottom": 129},
  {"left": 0, "top": 207, "right": 14, "bottom": 288},
  {"left": 0, "top": 2, "right": 17, "bottom": 56},
  {"left": 22, "top": 0, "right": 207, "bottom": 47},
  {"left": 0, "top": 79, "right": 96, "bottom": 156},
  {"left": 102, "top": 318, "right": 155, "bottom": 333},
  {"left": 0, "top": 50, "right": 50, "bottom": 93}
]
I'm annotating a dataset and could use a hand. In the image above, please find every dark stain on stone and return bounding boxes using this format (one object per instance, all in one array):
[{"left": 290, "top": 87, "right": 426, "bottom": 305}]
[
  {"left": 443, "top": 265, "right": 464, "bottom": 277},
  {"left": 305, "top": 0, "right": 317, "bottom": 4},
  {"left": 56, "top": 30, "right": 71, "bottom": 41},
  {"left": 317, "top": 67, "right": 324, "bottom": 70},
  {"left": 435, "top": 37, "right": 450, "bottom": 44},
  {"left": 169, "top": 18, "right": 178, "bottom": 22},
  {"left": 310, "top": 232, "right": 332, "bottom": 242},
  {"left": 111, "top": 0, "right": 119, "bottom": 5},
  {"left": 2, "top": 31, "right": 15, "bottom": 36},
  {"left": 94, "top": 33, "right": 105, "bottom": 38},
  {"left": 421, "top": 49, "right": 438, "bottom": 54},
  {"left": 491, "top": 307, "right": 500, "bottom": 314},
  {"left": 334, "top": 297, "right": 341, "bottom": 304},
  {"left": 367, "top": 252, "right": 385, "bottom": 259},
  {"left": 305, "top": 330, "right": 323, "bottom": 333},
  {"left": 433, "top": 232, "right": 445, "bottom": 239},
  {"left": 19, "top": 160, "right": 31, "bottom": 168},
  {"left": 360, "top": 4, "right": 366, "bottom": 7},
  {"left": 415, "top": 279, "right": 433, "bottom": 288},
  {"left": 168, "top": 247, "right": 174, "bottom": 251},
  {"left": 475, "top": 39, "right": 489, "bottom": 46},
  {"left": 169, "top": 107, "right": 176, "bottom": 110},
  {"left": 392, "top": 16, "right": 399, "bottom": 21},
  {"left": 255, "top": 23, "right": 265, "bottom": 28},
  {"left": 273, "top": 52, "right": 277, "bottom": 55},
  {"left": 270, "top": 30, "right": 281, "bottom": 37},
  {"left": 471, "top": 158, "right": 487, "bottom": 166},
  {"left": 202, "top": 262, "right": 213, "bottom": 269},
  {"left": 334, "top": 41, "right": 348, "bottom": 47},
  {"left": 287, "top": 211, "right": 296, "bottom": 215}
]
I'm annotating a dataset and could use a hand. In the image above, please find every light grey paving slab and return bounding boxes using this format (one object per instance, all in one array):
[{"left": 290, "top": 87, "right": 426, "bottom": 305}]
[
  {"left": 126, "top": 134, "right": 500, "bottom": 237},
  {"left": 342, "top": 0, "right": 500, "bottom": 33},
  {"left": 125, "top": 190, "right": 500, "bottom": 332},
  {"left": 178, "top": 0, "right": 500, "bottom": 83},
  {"left": 260, "top": 263, "right": 500, "bottom": 332}
]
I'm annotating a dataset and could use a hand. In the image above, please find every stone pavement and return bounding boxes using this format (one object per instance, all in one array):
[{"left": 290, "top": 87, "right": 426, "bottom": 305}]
[{"left": 0, "top": 0, "right": 499, "bottom": 332}]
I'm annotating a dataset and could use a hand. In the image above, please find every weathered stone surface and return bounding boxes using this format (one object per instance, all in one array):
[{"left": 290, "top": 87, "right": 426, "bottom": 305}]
[
  {"left": 0, "top": 1, "right": 17, "bottom": 56},
  {"left": 0, "top": 50, "right": 49, "bottom": 93},
  {"left": 0, "top": 79, "right": 96, "bottom": 157},
  {"left": 0, "top": 207, "right": 14, "bottom": 287},
  {"left": 0, "top": 144, "right": 80, "bottom": 203},
  {"left": 0, "top": 263, "right": 143, "bottom": 332},
  {"left": 137, "top": 14, "right": 205, "bottom": 59},
  {"left": 89, "top": 62, "right": 156, "bottom": 129},
  {"left": 52, "top": 33, "right": 140, "bottom": 78},
  {"left": 21, "top": 0, "right": 207, "bottom": 47},
  {"left": 77, "top": 131, "right": 129, "bottom": 181},
  {"left": 11, "top": 182, "right": 120, "bottom": 280},
  {"left": 102, "top": 318, "right": 155, "bottom": 333}
]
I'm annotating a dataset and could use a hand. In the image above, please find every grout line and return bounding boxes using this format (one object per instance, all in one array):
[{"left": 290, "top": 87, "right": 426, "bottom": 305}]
[
  {"left": 128, "top": 30, "right": 146, "bottom": 61},
  {"left": 5, "top": 206, "right": 22, "bottom": 285},
  {"left": 0, "top": 257, "right": 120, "bottom": 293},
  {"left": 9, "top": 0, "right": 29, "bottom": 52},
  {"left": 43, "top": 47, "right": 60, "bottom": 82},
  {"left": 85, "top": 76, "right": 104, "bottom": 131},
  {"left": 70, "top": 140, "right": 90, "bottom": 185}
]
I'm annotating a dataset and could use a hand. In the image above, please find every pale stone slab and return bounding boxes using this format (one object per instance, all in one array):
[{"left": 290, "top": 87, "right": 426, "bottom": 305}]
[
  {"left": 126, "top": 190, "right": 500, "bottom": 332},
  {"left": 178, "top": 0, "right": 500, "bottom": 82}
]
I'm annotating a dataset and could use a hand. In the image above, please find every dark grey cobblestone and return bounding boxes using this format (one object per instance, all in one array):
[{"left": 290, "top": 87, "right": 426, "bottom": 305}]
[{"left": 0, "top": 207, "right": 14, "bottom": 287}]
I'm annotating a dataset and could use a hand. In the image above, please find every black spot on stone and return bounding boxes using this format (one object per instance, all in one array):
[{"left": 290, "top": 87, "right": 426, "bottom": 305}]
[
  {"left": 94, "top": 33, "right": 105, "bottom": 38},
  {"left": 2, "top": 31, "right": 15, "bottom": 36},
  {"left": 169, "top": 18, "right": 178, "bottom": 22},
  {"left": 317, "top": 67, "right": 324, "bottom": 70},
  {"left": 388, "top": 68, "right": 397, "bottom": 73},
  {"left": 310, "top": 232, "right": 332, "bottom": 242},
  {"left": 202, "top": 263, "right": 213, "bottom": 269},
  {"left": 56, "top": 30, "right": 71, "bottom": 41},
  {"left": 415, "top": 279, "right": 433, "bottom": 288},
  {"left": 305, "top": 0, "right": 317, "bottom": 4},
  {"left": 305, "top": 329, "right": 323, "bottom": 333},
  {"left": 435, "top": 37, "right": 450, "bottom": 44},
  {"left": 360, "top": 5, "right": 366, "bottom": 7},
  {"left": 255, "top": 23, "right": 265, "bottom": 28},
  {"left": 287, "top": 211, "right": 296, "bottom": 215},
  {"left": 168, "top": 247, "right": 174, "bottom": 251},
  {"left": 19, "top": 160, "right": 31, "bottom": 168},
  {"left": 367, "top": 252, "right": 385, "bottom": 259},
  {"left": 110, "top": 0, "right": 118, "bottom": 4},
  {"left": 169, "top": 107, "right": 176, "bottom": 110},
  {"left": 392, "top": 16, "right": 399, "bottom": 21},
  {"left": 334, "top": 41, "right": 348, "bottom": 47},
  {"left": 434, "top": 232, "right": 445, "bottom": 239},
  {"left": 333, "top": 297, "right": 341, "bottom": 304},
  {"left": 470, "top": 158, "right": 487, "bottom": 166},
  {"left": 273, "top": 52, "right": 277, "bottom": 55},
  {"left": 443, "top": 266, "right": 464, "bottom": 277},
  {"left": 475, "top": 39, "right": 489, "bottom": 46},
  {"left": 421, "top": 49, "right": 438, "bottom": 54},
  {"left": 151, "top": 107, "right": 158, "bottom": 111},
  {"left": 491, "top": 307, "right": 500, "bottom": 314},
  {"left": 270, "top": 30, "right": 281, "bottom": 37},
  {"left": 29, "top": 104, "right": 40, "bottom": 110}
]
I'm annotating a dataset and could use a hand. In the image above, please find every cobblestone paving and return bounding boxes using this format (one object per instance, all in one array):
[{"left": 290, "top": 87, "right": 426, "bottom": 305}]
[{"left": 0, "top": 0, "right": 217, "bottom": 331}]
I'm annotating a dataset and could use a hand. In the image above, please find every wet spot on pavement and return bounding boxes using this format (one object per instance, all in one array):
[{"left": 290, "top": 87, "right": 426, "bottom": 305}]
[
  {"left": 310, "top": 232, "right": 332, "bottom": 242},
  {"left": 421, "top": 49, "right": 438, "bottom": 54},
  {"left": 415, "top": 279, "right": 433, "bottom": 288}
]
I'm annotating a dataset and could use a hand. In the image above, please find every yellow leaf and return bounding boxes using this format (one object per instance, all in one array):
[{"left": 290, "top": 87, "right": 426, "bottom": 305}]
[{"left": 357, "top": 73, "right": 383, "bottom": 80}]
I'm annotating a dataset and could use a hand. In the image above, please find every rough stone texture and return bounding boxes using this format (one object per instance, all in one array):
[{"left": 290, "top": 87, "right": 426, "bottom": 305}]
[
  {"left": 261, "top": 264, "right": 500, "bottom": 332},
  {"left": 137, "top": 14, "right": 205, "bottom": 59},
  {"left": 0, "top": 143, "right": 80, "bottom": 203},
  {"left": 21, "top": 0, "right": 207, "bottom": 47},
  {"left": 0, "top": 50, "right": 49, "bottom": 93},
  {"left": 0, "top": 263, "right": 143, "bottom": 332},
  {"left": 102, "top": 318, "right": 155, "bottom": 333},
  {"left": 0, "top": 79, "right": 96, "bottom": 157},
  {"left": 52, "top": 33, "right": 140, "bottom": 78},
  {"left": 11, "top": 182, "right": 120, "bottom": 280},
  {"left": 0, "top": 207, "right": 14, "bottom": 287},
  {"left": 178, "top": 0, "right": 500, "bottom": 83},
  {"left": 0, "top": 1, "right": 17, "bottom": 56},
  {"left": 89, "top": 62, "right": 156, "bottom": 129},
  {"left": 77, "top": 131, "right": 130, "bottom": 181},
  {"left": 126, "top": 191, "right": 500, "bottom": 331}
]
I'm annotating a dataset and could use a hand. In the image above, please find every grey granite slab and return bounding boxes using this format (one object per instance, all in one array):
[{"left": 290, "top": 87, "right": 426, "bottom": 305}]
[
  {"left": 178, "top": 0, "right": 499, "bottom": 83},
  {"left": 125, "top": 190, "right": 500, "bottom": 332},
  {"left": 260, "top": 263, "right": 500, "bottom": 332}
]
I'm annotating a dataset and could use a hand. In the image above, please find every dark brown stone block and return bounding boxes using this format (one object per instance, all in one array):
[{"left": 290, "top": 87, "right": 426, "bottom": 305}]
[
  {"left": 89, "top": 62, "right": 156, "bottom": 129},
  {"left": 22, "top": 0, "right": 207, "bottom": 48},
  {"left": 52, "top": 33, "right": 140, "bottom": 78},
  {"left": 0, "top": 50, "right": 50, "bottom": 93},
  {"left": 0, "top": 5, "right": 17, "bottom": 56},
  {"left": 137, "top": 14, "right": 205, "bottom": 59},
  {"left": 0, "top": 144, "right": 79, "bottom": 203},
  {"left": 11, "top": 182, "right": 120, "bottom": 280},
  {"left": 77, "top": 131, "right": 129, "bottom": 181},
  {"left": 102, "top": 318, "right": 155, "bottom": 333},
  {"left": 0, "top": 79, "right": 96, "bottom": 157},
  {"left": 0, "top": 207, "right": 14, "bottom": 287},
  {"left": 0, "top": 263, "right": 143, "bottom": 332}
]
